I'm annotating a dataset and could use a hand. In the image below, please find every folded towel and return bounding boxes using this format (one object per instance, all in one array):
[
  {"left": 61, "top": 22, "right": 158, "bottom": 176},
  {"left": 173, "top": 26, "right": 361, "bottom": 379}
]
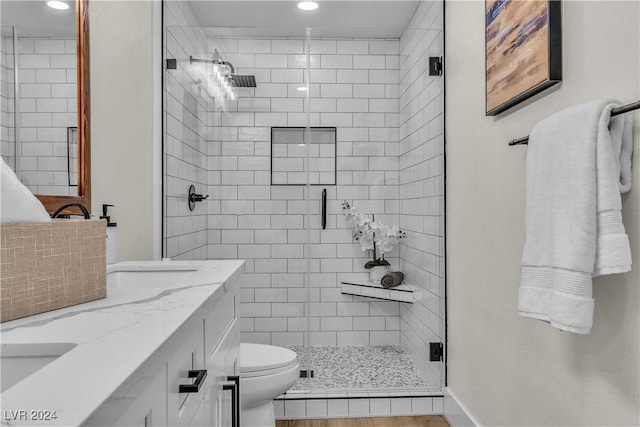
[
  {"left": 518, "top": 101, "right": 633, "bottom": 334},
  {"left": 0, "top": 157, "right": 51, "bottom": 223},
  {"left": 381, "top": 271, "right": 404, "bottom": 288}
]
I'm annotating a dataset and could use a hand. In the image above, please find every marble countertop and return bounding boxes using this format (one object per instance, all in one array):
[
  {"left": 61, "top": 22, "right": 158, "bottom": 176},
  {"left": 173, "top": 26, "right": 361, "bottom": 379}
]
[{"left": 0, "top": 259, "right": 244, "bottom": 426}]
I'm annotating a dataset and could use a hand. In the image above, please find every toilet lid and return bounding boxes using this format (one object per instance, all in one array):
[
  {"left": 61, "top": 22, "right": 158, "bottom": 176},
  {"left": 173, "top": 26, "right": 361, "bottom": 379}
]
[{"left": 240, "top": 343, "right": 297, "bottom": 374}]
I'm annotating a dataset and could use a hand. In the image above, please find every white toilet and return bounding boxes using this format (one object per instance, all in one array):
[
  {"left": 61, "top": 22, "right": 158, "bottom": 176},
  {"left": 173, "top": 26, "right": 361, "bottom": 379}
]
[{"left": 240, "top": 343, "right": 299, "bottom": 427}]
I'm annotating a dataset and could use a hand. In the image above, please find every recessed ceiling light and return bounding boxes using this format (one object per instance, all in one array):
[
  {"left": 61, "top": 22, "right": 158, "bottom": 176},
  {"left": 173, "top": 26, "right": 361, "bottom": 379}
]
[
  {"left": 297, "top": 2, "right": 318, "bottom": 11},
  {"left": 297, "top": 86, "right": 308, "bottom": 92},
  {"left": 47, "top": 1, "right": 69, "bottom": 10}
]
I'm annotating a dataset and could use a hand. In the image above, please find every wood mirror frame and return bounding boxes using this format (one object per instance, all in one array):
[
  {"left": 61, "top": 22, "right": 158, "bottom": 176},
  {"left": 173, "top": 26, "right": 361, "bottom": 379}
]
[{"left": 36, "top": 0, "right": 90, "bottom": 215}]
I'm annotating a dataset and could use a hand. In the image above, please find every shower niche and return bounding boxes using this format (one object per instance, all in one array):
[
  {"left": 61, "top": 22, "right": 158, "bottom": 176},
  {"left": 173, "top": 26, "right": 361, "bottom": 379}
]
[{"left": 271, "top": 127, "right": 336, "bottom": 185}]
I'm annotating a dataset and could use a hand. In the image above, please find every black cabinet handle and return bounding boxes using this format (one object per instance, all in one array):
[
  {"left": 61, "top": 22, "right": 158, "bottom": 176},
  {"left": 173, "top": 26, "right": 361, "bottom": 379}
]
[
  {"left": 321, "top": 188, "right": 327, "bottom": 230},
  {"left": 179, "top": 369, "right": 207, "bottom": 393},
  {"left": 223, "top": 376, "right": 240, "bottom": 427}
]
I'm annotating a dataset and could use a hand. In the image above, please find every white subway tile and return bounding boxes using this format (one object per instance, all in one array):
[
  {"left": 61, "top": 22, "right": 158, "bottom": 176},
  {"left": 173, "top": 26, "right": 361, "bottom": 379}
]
[
  {"left": 320, "top": 84, "right": 352, "bottom": 98},
  {"left": 305, "top": 400, "right": 328, "bottom": 418},
  {"left": 353, "top": 55, "right": 386, "bottom": 69},
  {"left": 287, "top": 54, "right": 320, "bottom": 69},
  {"left": 264, "top": 38, "right": 301, "bottom": 54},
  {"left": 411, "top": 397, "right": 434, "bottom": 414},
  {"left": 321, "top": 55, "right": 353, "bottom": 69},
  {"left": 327, "top": 399, "right": 348, "bottom": 417},
  {"left": 254, "top": 317, "right": 288, "bottom": 331},
  {"left": 310, "top": 69, "right": 337, "bottom": 83},
  {"left": 310, "top": 40, "right": 337, "bottom": 54},
  {"left": 348, "top": 399, "right": 370, "bottom": 417},
  {"left": 353, "top": 84, "right": 385, "bottom": 98},
  {"left": 337, "top": 331, "right": 369, "bottom": 346},
  {"left": 271, "top": 98, "right": 303, "bottom": 112},
  {"left": 336, "top": 98, "right": 368, "bottom": 113},
  {"left": 255, "top": 112, "right": 288, "bottom": 126},
  {"left": 369, "top": 398, "right": 391, "bottom": 416},
  {"left": 274, "top": 401, "right": 285, "bottom": 420},
  {"left": 272, "top": 303, "right": 304, "bottom": 317},
  {"left": 238, "top": 39, "right": 271, "bottom": 53},
  {"left": 390, "top": 398, "right": 412, "bottom": 416},
  {"left": 337, "top": 69, "right": 369, "bottom": 84},
  {"left": 337, "top": 40, "right": 369, "bottom": 54},
  {"left": 255, "top": 54, "right": 288, "bottom": 68},
  {"left": 284, "top": 400, "right": 306, "bottom": 419},
  {"left": 240, "top": 303, "right": 271, "bottom": 317},
  {"left": 20, "top": 54, "right": 50, "bottom": 69},
  {"left": 271, "top": 68, "right": 304, "bottom": 83},
  {"left": 50, "top": 54, "right": 75, "bottom": 68},
  {"left": 321, "top": 317, "right": 353, "bottom": 331}
]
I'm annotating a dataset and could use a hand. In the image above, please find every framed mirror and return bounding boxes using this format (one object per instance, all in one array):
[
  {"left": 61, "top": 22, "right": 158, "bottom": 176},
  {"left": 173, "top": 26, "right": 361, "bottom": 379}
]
[{"left": 0, "top": 0, "right": 90, "bottom": 215}]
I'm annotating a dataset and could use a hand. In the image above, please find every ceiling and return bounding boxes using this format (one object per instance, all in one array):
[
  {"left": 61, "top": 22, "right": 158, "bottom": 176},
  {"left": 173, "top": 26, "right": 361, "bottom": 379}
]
[
  {"left": 1, "top": 1, "right": 76, "bottom": 38},
  {"left": 187, "top": 1, "right": 422, "bottom": 38}
]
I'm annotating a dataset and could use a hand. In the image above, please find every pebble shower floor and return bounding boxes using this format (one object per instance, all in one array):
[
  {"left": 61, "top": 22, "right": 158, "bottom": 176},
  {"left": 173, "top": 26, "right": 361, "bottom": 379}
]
[{"left": 287, "top": 346, "right": 428, "bottom": 391}]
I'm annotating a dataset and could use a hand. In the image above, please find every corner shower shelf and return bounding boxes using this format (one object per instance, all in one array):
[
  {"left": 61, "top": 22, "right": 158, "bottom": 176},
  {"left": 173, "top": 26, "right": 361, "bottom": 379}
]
[{"left": 341, "top": 281, "right": 414, "bottom": 303}]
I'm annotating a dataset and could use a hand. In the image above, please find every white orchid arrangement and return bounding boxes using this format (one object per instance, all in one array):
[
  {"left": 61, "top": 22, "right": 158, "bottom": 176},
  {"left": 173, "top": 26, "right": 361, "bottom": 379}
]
[{"left": 342, "top": 201, "right": 407, "bottom": 269}]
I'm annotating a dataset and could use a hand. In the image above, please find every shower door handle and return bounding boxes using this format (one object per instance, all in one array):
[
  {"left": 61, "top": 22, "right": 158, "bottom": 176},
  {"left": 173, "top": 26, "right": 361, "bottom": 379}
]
[{"left": 321, "top": 188, "right": 327, "bottom": 230}]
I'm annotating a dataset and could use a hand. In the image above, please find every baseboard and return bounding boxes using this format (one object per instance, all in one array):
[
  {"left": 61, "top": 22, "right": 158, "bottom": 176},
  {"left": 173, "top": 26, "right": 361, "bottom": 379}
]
[{"left": 443, "top": 387, "right": 479, "bottom": 427}]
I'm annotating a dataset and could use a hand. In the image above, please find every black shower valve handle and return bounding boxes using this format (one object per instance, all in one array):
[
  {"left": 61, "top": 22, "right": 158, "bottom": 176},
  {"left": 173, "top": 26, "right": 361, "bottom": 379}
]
[
  {"left": 187, "top": 184, "right": 209, "bottom": 212},
  {"left": 190, "top": 193, "right": 209, "bottom": 203}
]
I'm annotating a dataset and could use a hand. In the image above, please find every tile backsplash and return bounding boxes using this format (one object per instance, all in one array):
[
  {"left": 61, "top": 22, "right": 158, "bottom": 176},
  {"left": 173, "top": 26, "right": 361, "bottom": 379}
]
[{"left": 0, "top": 219, "right": 106, "bottom": 322}]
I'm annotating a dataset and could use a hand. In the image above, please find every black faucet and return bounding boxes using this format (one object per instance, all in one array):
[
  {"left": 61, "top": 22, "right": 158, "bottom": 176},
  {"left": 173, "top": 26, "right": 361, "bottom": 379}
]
[{"left": 51, "top": 203, "right": 91, "bottom": 219}]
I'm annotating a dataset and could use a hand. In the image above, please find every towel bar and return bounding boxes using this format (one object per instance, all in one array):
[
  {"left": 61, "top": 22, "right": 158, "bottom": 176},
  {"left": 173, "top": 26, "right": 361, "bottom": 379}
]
[{"left": 508, "top": 100, "right": 640, "bottom": 146}]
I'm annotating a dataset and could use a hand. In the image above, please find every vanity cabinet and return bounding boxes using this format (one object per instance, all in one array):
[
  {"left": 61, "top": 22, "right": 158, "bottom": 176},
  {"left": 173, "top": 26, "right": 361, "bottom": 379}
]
[{"left": 86, "top": 284, "right": 239, "bottom": 427}]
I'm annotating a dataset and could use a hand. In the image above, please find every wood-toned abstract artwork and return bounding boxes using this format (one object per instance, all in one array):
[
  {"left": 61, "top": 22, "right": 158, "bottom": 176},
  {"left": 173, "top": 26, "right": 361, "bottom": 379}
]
[{"left": 485, "top": 0, "right": 562, "bottom": 116}]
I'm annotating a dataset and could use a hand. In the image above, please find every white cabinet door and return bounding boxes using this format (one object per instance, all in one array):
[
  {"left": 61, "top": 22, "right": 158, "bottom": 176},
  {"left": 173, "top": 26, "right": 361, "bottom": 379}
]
[
  {"left": 167, "top": 319, "right": 206, "bottom": 427},
  {"left": 203, "top": 289, "right": 239, "bottom": 427},
  {"left": 109, "top": 363, "right": 168, "bottom": 427}
]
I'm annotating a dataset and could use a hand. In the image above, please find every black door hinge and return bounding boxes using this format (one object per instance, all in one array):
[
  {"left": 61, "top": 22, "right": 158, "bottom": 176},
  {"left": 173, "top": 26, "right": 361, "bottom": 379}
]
[
  {"left": 429, "top": 56, "right": 443, "bottom": 76},
  {"left": 429, "top": 342, "right": 444, "bottom": 361}
]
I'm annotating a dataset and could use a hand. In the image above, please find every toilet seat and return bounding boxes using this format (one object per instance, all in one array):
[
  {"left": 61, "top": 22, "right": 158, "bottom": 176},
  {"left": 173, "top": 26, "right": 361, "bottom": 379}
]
[{"left": 240, "top": 343, "right": 298, "bottom": 378}]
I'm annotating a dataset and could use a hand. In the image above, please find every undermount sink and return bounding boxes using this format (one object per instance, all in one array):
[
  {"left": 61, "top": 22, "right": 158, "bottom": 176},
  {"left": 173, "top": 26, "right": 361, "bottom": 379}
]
[
  {"left": 1, "top": 342, "right": 77, "bottom": 392},
  {"left": 107, "top": 262, "right": 221, "bottom": 290}
]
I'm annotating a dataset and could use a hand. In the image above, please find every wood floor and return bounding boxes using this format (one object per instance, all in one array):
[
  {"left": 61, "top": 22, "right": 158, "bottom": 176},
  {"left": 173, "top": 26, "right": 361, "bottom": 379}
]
[{"left": 276, "top": 415, "right": 450, "bottom": 427}]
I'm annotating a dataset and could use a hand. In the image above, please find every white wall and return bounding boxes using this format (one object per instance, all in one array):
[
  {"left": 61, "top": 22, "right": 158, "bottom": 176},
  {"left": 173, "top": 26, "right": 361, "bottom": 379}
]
[
  {"left": 398, "top": 0, "right": 445, "bottom": 389},
  {"left": 91, "top": 0, "right": 156, "bottom": 261},
  {"left": 446, "top": 1, "right": 639, "bottom": 425}
]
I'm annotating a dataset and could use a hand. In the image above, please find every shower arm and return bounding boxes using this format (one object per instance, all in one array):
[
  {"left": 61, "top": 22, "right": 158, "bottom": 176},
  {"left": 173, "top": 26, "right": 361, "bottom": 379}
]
[{"left": 189, "top": 56, "right": 235, "bottom": 74}]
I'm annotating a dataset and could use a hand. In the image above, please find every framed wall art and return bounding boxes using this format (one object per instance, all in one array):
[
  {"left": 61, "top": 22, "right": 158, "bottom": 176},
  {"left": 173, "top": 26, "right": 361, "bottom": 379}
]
[{"left": 485, "top": 0, "right": 562, "bottom": 116}]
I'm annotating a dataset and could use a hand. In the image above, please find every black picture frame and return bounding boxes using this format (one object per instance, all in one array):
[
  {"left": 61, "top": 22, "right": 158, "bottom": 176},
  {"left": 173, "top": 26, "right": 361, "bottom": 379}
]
[{"left": 485, "top": 0, "right": 562, "bottom": 116}]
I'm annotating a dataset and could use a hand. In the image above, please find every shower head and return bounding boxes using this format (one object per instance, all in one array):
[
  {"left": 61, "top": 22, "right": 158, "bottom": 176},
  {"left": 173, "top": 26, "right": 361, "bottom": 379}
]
[{"left": 231, "top": 74, "right": 257, "bottom": 88}]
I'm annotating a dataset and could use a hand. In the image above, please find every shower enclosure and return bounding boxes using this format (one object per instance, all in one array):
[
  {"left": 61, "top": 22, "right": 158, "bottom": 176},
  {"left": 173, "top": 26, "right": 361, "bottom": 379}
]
[{"left": 162, "top": 0, "right": 444, "bottom": 408}]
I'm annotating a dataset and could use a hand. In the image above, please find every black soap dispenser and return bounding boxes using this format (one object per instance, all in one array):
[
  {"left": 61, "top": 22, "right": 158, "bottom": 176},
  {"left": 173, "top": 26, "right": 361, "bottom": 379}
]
[{"left": 100, "top": 204, "right": 117, "bottom": 264}]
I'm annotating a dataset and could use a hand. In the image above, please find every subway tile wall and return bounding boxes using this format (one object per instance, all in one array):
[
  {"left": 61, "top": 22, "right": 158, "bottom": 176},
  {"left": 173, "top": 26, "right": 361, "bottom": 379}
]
[
  {"left": 163, "top": 0, "right": 445, "bottom": 390},
  {"left": 206, "top": 36, "right": 403, "bottom": 347},
  {"left": 1, "top": 34, "right": 15, "bottom": 170},
  {"left": 0, "top": 36, "right": 77, "bottom": 196},
  {"left": 163, "top": 1, "right": 211, "bottom": 259},
  {"left": 398, "top": 1, "right": 445, "bottom": 388}
]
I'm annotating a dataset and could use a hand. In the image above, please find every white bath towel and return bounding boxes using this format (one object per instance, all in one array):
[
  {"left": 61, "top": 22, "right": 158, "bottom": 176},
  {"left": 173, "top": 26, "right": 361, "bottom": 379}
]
[
  {"left": 518, "top": 101, "right": 633, "bottom": 334},
  {"left": 0, "top": 156, "right": 51, "bottom": 223}
]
